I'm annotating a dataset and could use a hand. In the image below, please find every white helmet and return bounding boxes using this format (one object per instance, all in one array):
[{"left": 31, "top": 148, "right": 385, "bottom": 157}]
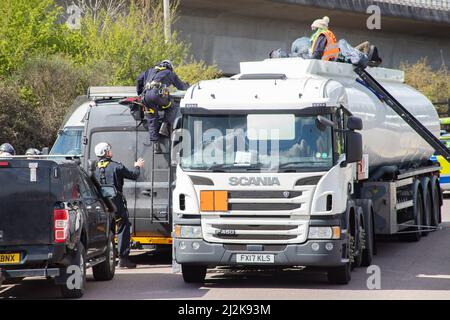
[{"left": 95, "top": 142, "right": 111, "bottom": 158}]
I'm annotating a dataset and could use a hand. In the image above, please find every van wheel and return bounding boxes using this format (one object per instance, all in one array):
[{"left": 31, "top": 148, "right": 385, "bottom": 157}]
[
  {"left": 182, "top": 265, "right": 207, "bottom": 283},
  {"left": 93, "top": 232, "right": 116, "bottom": 281},
  {"left": 60, "top": 242, "right": 86, "bottom": 299}
]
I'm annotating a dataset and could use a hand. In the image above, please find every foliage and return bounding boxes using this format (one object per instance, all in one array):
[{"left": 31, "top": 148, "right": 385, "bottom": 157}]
[
  {"left": 400, "top": 58, "right": 450, "bottom": 113},
  {"left": 0, "top": 0, "right": 220, "bottom": 152},
  {"left": 0, "top": 0, "right": 79, "bottom": 77}
]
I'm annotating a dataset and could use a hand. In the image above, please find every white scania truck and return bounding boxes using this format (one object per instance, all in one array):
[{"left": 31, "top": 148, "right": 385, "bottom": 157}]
[{"left": 170, "top": 58, "right": 444, "bottom": 284}]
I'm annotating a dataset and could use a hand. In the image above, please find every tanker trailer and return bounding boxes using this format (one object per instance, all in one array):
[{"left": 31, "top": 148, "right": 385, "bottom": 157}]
[{"left": 171, "top": 58, "right": 444, "bottom": 285}]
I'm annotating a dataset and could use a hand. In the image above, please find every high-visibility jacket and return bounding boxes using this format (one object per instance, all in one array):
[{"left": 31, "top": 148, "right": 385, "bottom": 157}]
[{"left": 310, "top": 29, "right": 339, "bottom": 61}]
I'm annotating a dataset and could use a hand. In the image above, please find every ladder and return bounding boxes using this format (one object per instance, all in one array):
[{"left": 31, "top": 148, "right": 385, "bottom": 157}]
[
  {"left": 354, "top": 66, "right": 450, "bottom": 162},
  {"left": 149, "top": 141, "right": 172, "bottom": 224}
]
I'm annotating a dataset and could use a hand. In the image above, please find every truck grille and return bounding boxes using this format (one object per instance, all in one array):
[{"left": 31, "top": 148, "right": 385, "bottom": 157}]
[{"left": 201, "top": 186, "right": 313, "bottom": 244}]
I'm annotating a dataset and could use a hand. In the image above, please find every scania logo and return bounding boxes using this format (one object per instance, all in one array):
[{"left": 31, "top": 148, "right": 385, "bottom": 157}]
[{"left": 228, "top": 177, "right": 281, "bottom": 186}]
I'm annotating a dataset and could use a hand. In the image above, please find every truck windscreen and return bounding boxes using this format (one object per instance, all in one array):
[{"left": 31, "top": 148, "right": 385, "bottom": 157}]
[{"left": 180, "top": 114, "right": 333, "bottom": 172}]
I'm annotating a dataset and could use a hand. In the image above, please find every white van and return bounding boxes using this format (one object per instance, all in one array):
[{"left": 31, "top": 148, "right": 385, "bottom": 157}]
[{"left": 50, "top": 96, "right": 90, "bottom": 156}]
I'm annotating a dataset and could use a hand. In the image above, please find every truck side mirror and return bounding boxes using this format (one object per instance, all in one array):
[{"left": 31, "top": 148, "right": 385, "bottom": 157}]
[
  {"left": 347, "top": 116, "right": 363, "bottom": 131},
  {"left": 345, "top": 131, "right": 363, "bottom": 163},
  {"left": 173, "top": 116, "right": 182, "bottom": 130},
  {"left": 170, "top": 128, "right": 182, "bottom": 166}
]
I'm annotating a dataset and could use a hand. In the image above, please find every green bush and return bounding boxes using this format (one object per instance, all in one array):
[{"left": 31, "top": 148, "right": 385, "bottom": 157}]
[
  {"left": 0, "top": 82, "right": 43, "bottom": 153},
  {"left": 401, "top": 58, "right": 450, "bottom": 112},
  {"left": 0, "top": 0, "right": 220, "bottom": 152},
  {"left": 75, "top": 0, "right": 220, "bottom": 86},
  {"left": 0, "top": 0, "right": 78, "bottom": 77}
]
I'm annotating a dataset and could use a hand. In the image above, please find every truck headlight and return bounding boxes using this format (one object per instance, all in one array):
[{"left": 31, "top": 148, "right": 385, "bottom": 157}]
[
  {"left": 175, "top": 225, "right": 202, "bottom": 238},
  {"left": 308, "top": 226, "right": 340, "bottom": 239}
]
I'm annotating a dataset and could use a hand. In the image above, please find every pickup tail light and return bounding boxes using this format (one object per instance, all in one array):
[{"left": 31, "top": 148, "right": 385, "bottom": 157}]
[
  {"left": 0, "top": 161, "right": 9, "bottom": 167},
  {"left": 54, "top": 209, "right": 69, "bottom": 243}
]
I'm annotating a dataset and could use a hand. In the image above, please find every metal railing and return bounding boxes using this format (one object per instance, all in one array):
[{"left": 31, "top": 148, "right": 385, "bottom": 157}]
[{"left": 374, "top": 0, "right": 450, "bottom": 10}]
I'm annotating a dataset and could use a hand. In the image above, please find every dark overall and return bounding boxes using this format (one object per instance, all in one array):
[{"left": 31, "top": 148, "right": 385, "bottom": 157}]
[
  {"left": 95, "top": 159, "right": 140, "bottom": 258},
  {"left": 136, "top": 67, "right": 189, "bottom": 142}
]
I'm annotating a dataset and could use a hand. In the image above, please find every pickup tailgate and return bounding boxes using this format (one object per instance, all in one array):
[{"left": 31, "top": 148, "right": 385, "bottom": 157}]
[{"left": 0, "top": 160, "right": 57, "bottom": 246}]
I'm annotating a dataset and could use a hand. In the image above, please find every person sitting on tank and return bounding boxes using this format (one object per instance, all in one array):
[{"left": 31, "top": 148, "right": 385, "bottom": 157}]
[{"left": 308, "top": 16, "right": 340, "bottom": 61}]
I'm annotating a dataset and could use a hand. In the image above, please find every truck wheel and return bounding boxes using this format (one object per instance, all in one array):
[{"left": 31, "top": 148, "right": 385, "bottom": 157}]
[
  {"left": 60, "top": 242, "right": 86, "bottom": 299},
  {"left": 361, "top": 208, "right": 374, "bottom": 267},
  {"left": 327, "top": 262, "right": 351, "bottom": 285},
  {"left": 93, "top": 232, "right": 116, "bottom": 281},
  {"left": 430, "top": 177, "right": 441, "bottom": 228},
  {"left": 402, "top": 181, "right": 423, "bottom": 242},
  {"left": 182, "top": 265, "right": 207, "bottom": 283},
  {"left": 352, "top": 208, "right": 364, "bottom": 268},
  {"left": 421, "top": 182, "right": 432, "bottom": 237}
]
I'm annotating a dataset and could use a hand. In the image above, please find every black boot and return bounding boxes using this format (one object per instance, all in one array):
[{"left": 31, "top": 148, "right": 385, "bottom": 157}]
[
  {"left": 153, "top": 141, "right": 163, "bottom": 154},
  {"left": 118, "top": 257, "right": 137, "bottom": 269}
]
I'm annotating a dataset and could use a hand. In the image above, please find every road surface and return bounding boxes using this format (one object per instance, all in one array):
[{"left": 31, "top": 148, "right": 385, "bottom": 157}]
[{"left": 1, "top": 200, "right": 449, "bottom": 300}]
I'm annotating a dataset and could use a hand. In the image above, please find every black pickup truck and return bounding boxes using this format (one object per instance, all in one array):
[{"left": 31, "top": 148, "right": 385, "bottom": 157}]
[{"left": 0, "top": 158, "right": 116, "bottom": 298}]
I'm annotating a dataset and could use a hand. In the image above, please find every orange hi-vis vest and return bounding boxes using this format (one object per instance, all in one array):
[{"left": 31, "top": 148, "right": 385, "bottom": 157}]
[{"left": 311, "top": 29, "right": 340, "bottom": 61}]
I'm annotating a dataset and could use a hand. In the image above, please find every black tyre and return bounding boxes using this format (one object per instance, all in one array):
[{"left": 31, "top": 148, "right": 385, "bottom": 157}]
[
  {"left": 328, "top": 212, "right": 352, "bottom": 285},
  {"left": 421, "top": 180, "right": 432, "bottom": 237},
  {"left": 327, "top": 262, "right": 351, "bottom": 285},
  {"left": 430, "top": 177, "right": 441, "bottom": 228},
  {"left": 402, "top": 180, "right": 423, "bottom": 242},
  {"left": 93, "top": 232, "right": 116, "bottom": 281},
  {"left": 182, "top": 265, "right": 207, "bottom": 283},
  {"left": 361, "top": 208, "right": 374, "bottom": 267},
  {"left": 60, "top": 242, "right": 86, "bottom": 299},
  {"left": 352, "top": 208, "right": 364, "bottom": 268}
]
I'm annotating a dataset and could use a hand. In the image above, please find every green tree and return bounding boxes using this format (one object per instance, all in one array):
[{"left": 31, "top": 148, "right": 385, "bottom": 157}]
[
  {"left": 401, "top": 58, "right": 450, "bottom": 111},
  {"left": 0, "top": 0, "right": 78, "bottom": 77}
]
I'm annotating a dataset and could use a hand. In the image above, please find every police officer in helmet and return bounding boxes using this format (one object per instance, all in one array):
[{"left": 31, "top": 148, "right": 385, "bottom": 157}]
[
  {"left": 0, "top": 143, "right": 15, "bottom": 157},
  {"left": 94, "top": 142, "right": 145, "bottom": 268},
  {"left": 136, "top": 60, "right": 189, "bottom": 153}
]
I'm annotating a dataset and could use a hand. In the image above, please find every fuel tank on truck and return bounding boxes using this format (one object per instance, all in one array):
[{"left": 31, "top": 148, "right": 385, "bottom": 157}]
[{"left": 323, "top": 70, "right": 440, "bottom": 172}]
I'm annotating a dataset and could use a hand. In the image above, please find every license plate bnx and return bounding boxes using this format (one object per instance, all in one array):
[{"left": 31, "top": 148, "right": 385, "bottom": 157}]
[
  {"left": 236, "top": 253, "right": 274, "bottom": 264},
  {"left": 0, "top": 253, "right": 20, "bottom": 265}
]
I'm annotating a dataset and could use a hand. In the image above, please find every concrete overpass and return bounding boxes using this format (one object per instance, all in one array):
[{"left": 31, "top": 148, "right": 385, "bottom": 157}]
[{"left": 175, "top": 0, "right": 450, "bottom": 74}]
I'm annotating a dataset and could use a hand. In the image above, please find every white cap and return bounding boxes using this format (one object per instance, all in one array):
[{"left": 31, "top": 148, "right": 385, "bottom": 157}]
[
  {"left": 95, "top": 142, "right": 111, "bottom": 157},
  {"left": 311, "top": 16, "right": 330, "bottom": 30}
]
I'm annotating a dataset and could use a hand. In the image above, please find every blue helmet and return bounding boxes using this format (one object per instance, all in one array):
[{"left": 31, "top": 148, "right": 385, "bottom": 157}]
[{"left": 0, "top": 143, "right": 15, "bottom": 155}]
